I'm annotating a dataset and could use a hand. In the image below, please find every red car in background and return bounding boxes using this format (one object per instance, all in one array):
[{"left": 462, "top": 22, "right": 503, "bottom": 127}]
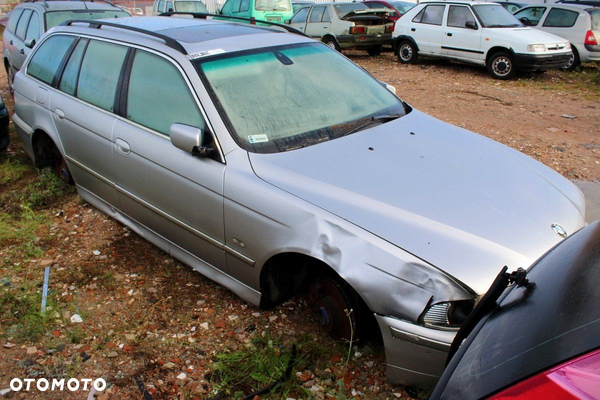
[{"left": 362, "top": 0, "right": 415, "bottom": 27}]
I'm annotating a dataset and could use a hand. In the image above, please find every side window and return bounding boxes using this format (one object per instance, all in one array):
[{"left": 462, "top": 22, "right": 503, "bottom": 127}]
[
  {"left": 7, "top": 9, "right": 24, "bottom": 34},
  {"left": 158, "top": 0, "right": 165, "bottom": 12},
  {"left": 543, "top": 8, "right": 579, "bottom": 28},
  {"left": 240, "top": 0, "right": 250, "bottom": 12},
  {"left": 220, "top": 0, "right": 232, "bottom": 13},
  {"left": 27, "top": 35, "right": 75, "bottom": 85},
  {"left": 412, "top": 7, "right": 425, "bottom": 23},
  {"left": 126, "top": 51, "right": 204, "bottom": 136},
  {"left": 25, "top": 12, "right": 41, "bottom": 42},
  {"left": 309, "top": 6, "right": 326, "bottom": 23},
  {"left": 514, "top": 7, "right": 546, "bottom": 26},
  {"left": 291, "top": 7, "right": 309, "bottom": 23},
  {"left": 166, "top": 1, "right": 174, "bottom": 11},
  {"left": 447, "top": 5, "right": 475, "bottom": 28},
  {"left": 58, "top": 39, "right": 88, "bottom": 96},
  {"left": 420, "top": 5, "right": 445, "bottom": 25},
  {"left": 232, "top": 0, "right": 242, "bottom": 13},
  {"left": 153, "top": 0, "right": 159, "bottom": 12},
  {"left": 76, "top": 40, "right": 128, "bottom": 112},
  {"left": 322, "top": 7, "right": 331, "bottom": 22},
  {"left": 15, "top": 9, "right": 33, "bottom": 40}
]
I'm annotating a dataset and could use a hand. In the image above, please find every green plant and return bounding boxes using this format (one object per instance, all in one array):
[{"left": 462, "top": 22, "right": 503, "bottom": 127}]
[
  {"left": 0, "top": 158, "right": 32, "bottom": 186},
  {"left": 22, "top": 167, "right": 74, "bottom": 209},
  {"left": 0, "top": 288, "right": 53, "bottom": 341}
]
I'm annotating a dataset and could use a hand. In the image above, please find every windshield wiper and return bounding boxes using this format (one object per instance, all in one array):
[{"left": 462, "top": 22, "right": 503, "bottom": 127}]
[{"left": 338, "top": 114, "right": 403, "bottom": 138}]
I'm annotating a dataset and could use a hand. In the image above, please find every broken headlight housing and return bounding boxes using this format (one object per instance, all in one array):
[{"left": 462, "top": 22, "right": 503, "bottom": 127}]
[{"left": 421, "top": 300, "right": 475, "bottom": 330}]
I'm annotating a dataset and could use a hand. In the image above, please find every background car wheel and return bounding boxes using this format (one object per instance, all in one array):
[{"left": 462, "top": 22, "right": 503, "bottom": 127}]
[
  {"left": 322, "top": 37, "right": 340, "bottom": 52},
  {"left": 397, "top": 40, "right": 417, "bottom": 64},
  {"left": 56, "top": 156, "right": 74, "bottom": 185},
  {"left": 564, "top": 47, "right": 580, "bottom": 71},
  {"left": 6, "top": 66, "right": 14, "bottom": 97},
  {"left": 487, "top": 52, "right": 515, "bottom": 80},
  {"left": 367, "top": 45, "right": 383, "bottom": 56},
  {"left": 309, "top": 278, "right": 357, "bottom": 341}
]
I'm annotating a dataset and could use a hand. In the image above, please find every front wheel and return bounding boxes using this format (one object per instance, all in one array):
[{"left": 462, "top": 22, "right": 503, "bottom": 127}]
[
  {"left": 397, "top": 40, "right": 418, "bottom": 64},
  {"left": 563, "top": 47, "right": 580, "bottom": 71},
  {"left": 309, "top": 278, "right": 358, "bottom": 341},
  {"left": 487, "top": 51, "right": 515, "bottom": 80}
]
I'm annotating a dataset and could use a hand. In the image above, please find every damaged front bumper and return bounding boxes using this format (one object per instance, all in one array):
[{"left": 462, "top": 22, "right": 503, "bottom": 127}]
[{"left": 376, "top": 314, "right": 456, "bottom": 387}]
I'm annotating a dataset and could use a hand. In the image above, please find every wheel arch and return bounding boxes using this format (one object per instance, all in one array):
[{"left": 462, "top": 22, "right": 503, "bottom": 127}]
[
  {"left": 485, "top": 46, "right": 514, "bottom": 65},
  {"left": 392, "top": 35, "right": 419, "bottom": 53},
  {"left": 31, "top": 129, "right": 62, "bottom": 168}
]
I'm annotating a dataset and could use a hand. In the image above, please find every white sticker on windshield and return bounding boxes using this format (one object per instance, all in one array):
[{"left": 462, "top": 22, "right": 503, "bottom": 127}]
[
  {"left": 248, "top": 134, "right": 269, "bottom": 144},
  {"left": 189, "top": 49, "right": 226, "bottom": 59}
]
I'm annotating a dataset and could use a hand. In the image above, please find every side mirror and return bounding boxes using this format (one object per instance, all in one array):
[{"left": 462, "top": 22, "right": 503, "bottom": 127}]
[
  {"left": 133, "top": 7, "right": 144, "bottom": 15},
  {"left": 379, "top": 80, "right": 397, "bottom": 95},
  {"left": 170, "top": 123, "right": 215, "bottom": 157},
  {"left": 24, "top": 38, "right": 36, "bottom": 49},
  {"left": 465, "top": 21, "right": 478, "bottom": 30},
  {"left": 284, "top": 19, "right": 291, "bottom": 24}
]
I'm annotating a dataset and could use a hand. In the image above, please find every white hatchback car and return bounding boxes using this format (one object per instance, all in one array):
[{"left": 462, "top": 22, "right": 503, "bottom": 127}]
[
  {"left": 392, "top": 0, "right": 573, "bottom": 79},
  {"left": 514, "top": 3, "right": 600, "bottom": 69}
]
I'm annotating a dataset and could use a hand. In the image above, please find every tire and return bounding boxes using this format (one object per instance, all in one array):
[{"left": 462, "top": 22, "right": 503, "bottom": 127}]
[
  {"left": 397, "top": 40, "right": 417, "bottom": 64},
  {"left": 309, "top": 278, "right": 358, "bottom": 341},
  {"left": 367, "top": 45, "right": 383, "bottom": 56},
  {"left": 6, "top": 65, "right": 14, "bottom": 97},
  {"left": 563, "top": 47, "right": 580, "bottom": 71},
  {"left": 322, "top": 37, "right": 340, "bottom": 52},
  {"left": 487, "top": 51, "right": 515, "bottom": 80}
]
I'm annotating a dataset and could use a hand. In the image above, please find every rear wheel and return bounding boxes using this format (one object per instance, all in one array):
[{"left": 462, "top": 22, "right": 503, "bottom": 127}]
[
  {"left": 56, "top": 156, "right": 74, "bottom": 185},
  {"left": 397, "top": 40, "right": 417, "bottom": 64},
  {"left": 367, "top": 45, "right": 383, "bottom": 56},
  {"left": 564, "top": 47, "right": 580, "bottom": 71},
  {"left": 6, "top": 65, "right": 14, "bottom": 97},
  {"left": 322, "top": 37, "right": 340, "bottom": 52},
  {"left": 487, "top": 51, "right": 515, "bottom": 80}
]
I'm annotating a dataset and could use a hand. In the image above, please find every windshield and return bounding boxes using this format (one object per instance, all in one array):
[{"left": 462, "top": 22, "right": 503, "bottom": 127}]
[
  {"left": 196, "top": 43, "right": 406, "bottom": 153},
  {"left": 255, "top": 0, "right": 291, "bottom": 12},
  {"left": 472, "top": 4, "right": 523, "bottom": 27},
  {"left": 45, "top": 10, "right": 131, "bottom": 29},
  {"left": 175, "top": 1, "right": 209, "bottom": 12},
  {"left": 333, "top": 3, "right": 368, "bottom": 18},
  {"left": 390, "top": 1, "right": 415, "bottom": 13}
]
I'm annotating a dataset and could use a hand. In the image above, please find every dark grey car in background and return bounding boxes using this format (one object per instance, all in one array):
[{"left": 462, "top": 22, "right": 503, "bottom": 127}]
[{"left": 12, "top": 16, "right": 585, "bottom": 387}]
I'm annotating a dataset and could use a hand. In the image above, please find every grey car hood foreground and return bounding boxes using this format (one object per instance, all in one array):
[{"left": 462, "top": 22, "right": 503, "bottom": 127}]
[{"left": 249, "top": 110, "right": 586, "bottom": 295}]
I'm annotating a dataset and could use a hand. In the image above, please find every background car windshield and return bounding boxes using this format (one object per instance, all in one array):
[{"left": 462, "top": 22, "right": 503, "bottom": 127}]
[
  {"left": 390, "top": 1, "right": 415, "bottom": 13},
  {"left": 175, "top": 1, "right": 209, "bottom": 12},
  {"left": 334, "top": 3, "right": 368, "bottom": 18},
  {"left": 197, "top": 43, "right": 405, "bottom": 153},
  {"left": 255, "top": 0, "right": 291, "bottom": 11},
  {"left": 45, "top": 10, "right": 130, "bottom": 29},
  {"left": 472, "top": 4, "right": 522, "bottom": 27}
]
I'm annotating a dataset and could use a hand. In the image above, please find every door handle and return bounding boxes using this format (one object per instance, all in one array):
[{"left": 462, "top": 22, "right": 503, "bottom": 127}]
[
  {"left": 323, "top": 26, "right": 327, "bottom": 28},
  {"left": 446, "top": 33, "right": 453, "bottom": 37},
  {"left": 411, "top": 28, "right": 416, "bottom": 32},
  {"left": 19, "top": 49, "right": 24, "bottom": 54},
  {"left": 54, "top": 108, "right": 65, "bottom": 120},
  {"left": 115, "top": 138, "right": 131, "bottom": 154},
  {"left": 9, "top": 40, "right": 12, "bottom": 45}
]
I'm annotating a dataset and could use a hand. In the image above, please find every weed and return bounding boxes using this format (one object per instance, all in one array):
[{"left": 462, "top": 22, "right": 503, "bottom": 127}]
[
  {"left": 22, "top": 167, "right": 74, "bottom": 209},
  {"left": 0, "top": 288, "right": 53, "bottom": 341},
  {"left": 0, "top": 158, "right": 31, "bottom": 186},
  {"left": 0, "top": 206, "right": 45, "bottom": 259}
]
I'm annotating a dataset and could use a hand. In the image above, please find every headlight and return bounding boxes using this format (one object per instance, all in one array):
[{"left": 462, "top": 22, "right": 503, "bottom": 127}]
[
  {"left": 527, "top": 44, "right": 546, "bottom": 52},
  {"left": 422, "top": 300, "right": 474, "bottom": 330},
  {"left": 564, "top": 42, "right": 571, "bottom": 50}
]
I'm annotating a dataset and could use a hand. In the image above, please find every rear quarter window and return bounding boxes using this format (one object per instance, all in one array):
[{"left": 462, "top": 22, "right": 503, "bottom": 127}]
[
  {"left": 590, "top": 9, "right": 600, "bottom": 30},
  {"left": 27, "top": 35, "right": 75, "bottom": 85}
]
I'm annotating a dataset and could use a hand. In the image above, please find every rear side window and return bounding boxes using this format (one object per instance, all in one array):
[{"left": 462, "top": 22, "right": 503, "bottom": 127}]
[
  {"left": 413, "top": 5, "right": 444, "bottom": 25},
  {"left": 15, "top": 9, "right": 33, "bottom": 39},
  {"left": 240, "top": 0, "right": 250, "bottom": 12},
  {"left": 126, "top": 51, "right": 204, "bottom": 136},
  {"left": 27, "top": 35, "right": 75, "bottom": 85},
  {"left": 76, "top": 40, "right": 128, "bottom": 112},
  {"left": 309, "top": 6, "right": 325, "bottom": 22},
  {"left": 25, "top": 12, "right": 40, "bottom": 42},
  {"left": 59, "top": 39, "right": 88, "bottom": 96},
  {"left": 6, "top": 9, "right": 24, "bottom": 33},
  {"left": 543, "top": 8, "right": 579, "bottom": 27}
]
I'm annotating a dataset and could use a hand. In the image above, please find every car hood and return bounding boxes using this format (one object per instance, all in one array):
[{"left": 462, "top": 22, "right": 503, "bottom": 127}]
[
  {"left": 248, "top": 110, "right": 585, "bottom": 295},
  {"left": 485, "top": 26, "right": 569, "bottom": 46}
]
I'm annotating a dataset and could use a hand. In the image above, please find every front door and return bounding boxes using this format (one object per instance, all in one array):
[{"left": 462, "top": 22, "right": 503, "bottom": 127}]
[{"left": 442, "top": 5, "right": 483, "bottom": 61}]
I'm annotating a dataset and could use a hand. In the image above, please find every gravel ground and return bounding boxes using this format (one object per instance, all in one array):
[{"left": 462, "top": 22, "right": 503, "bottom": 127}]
[{"left": 0, "top": 54, "right": 598, "bottom": 400}]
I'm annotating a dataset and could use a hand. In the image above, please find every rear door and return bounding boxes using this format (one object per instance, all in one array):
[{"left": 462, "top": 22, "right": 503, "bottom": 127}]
[
  {"left": 539, "top": 7, "right": 581, "bottom": 44},
  {"left": 305, "top": 5, "right": 329, "bottom": 38},
  {"left": 442, "top": 5, "right": 482, "bottom": 61},
  {"left": 408, "top": 4, "right": 445, "bottom": 55},
  {"left": 11, "top": 8, "right": 33, "bottom": 71}
]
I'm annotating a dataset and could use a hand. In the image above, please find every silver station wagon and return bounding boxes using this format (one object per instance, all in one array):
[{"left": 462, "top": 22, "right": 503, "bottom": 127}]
[{"left": 13, "top": 16, "right": 586, "bottom": 387}]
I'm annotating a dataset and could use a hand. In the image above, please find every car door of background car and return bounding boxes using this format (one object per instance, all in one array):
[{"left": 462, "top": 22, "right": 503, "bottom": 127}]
[
  {"left": 49, "top": 37, "right": 124, "bottom": 208},
  {"left": 442, "top": 5, "right": 482, "bottom": 61},
  {"left": 409, "top": 4, "right": 445, "bottom": 55},
  {"left": 10, "top": 8, "right": 38, "bottom": 71},
  {"left": 113, "top": 49, "right": 227, "bottom": 271},
  {"left": 305, "top": 5, "right": 329, "bottom": 38},
  {"left": 289, "top": 6, "right": 309, "bottom": 32}
]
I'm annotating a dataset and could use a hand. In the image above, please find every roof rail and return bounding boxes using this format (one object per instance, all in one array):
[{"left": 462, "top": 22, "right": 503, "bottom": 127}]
[
  {"left": 61, "top": 19, "right": 189, "bottom": 55},
  {"left": 159, "top": 12, "right": 310, "bottom": 37},
  {"left": 25, "top": 0, "right": 117, "bottom": 4}
]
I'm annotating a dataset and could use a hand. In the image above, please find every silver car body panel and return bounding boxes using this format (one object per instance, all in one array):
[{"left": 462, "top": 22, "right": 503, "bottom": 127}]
[{"left": 12, "top": 17, "right": 586, "bottom": 387}]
